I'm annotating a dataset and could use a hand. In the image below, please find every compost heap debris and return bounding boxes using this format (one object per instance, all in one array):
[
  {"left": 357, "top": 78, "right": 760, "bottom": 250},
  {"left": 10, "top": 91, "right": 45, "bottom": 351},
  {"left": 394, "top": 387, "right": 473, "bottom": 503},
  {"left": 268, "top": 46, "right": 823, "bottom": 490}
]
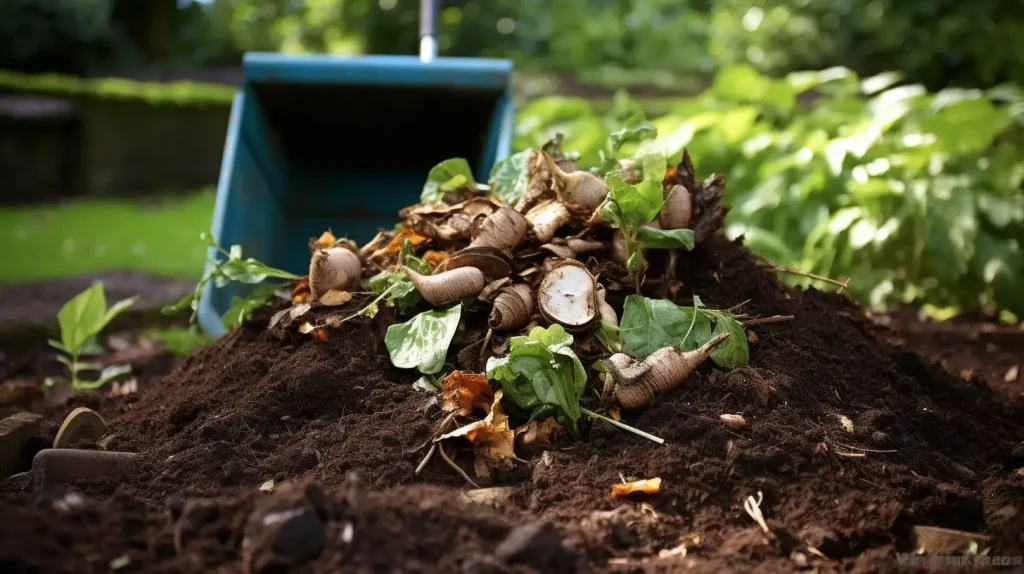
[{"left": 2, "top": 144, "right": 1023, "bottom": 574}]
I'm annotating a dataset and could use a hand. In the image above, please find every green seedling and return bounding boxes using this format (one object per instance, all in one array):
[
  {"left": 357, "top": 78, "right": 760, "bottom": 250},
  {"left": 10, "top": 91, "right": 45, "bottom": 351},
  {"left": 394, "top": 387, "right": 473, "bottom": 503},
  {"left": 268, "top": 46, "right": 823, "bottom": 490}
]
[
  {"left": 45, "top": 282, "right": 137, "bottom": 391},
  {"left": 163, "top": 233, "right": 300, "bottom": 329}
]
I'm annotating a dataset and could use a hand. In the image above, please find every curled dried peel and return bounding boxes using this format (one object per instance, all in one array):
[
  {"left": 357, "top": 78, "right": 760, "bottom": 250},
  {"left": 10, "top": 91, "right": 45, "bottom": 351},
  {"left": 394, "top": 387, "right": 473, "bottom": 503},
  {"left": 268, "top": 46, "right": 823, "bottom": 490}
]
[
  {"left": 371, "top": 228, "right": 429, "bottom": 261},
  {"left": 440, "top": 371, "right": 494, "bottom": 416},
  {"left": 610, "top": 477, "right": 662, "bottom": 498}
]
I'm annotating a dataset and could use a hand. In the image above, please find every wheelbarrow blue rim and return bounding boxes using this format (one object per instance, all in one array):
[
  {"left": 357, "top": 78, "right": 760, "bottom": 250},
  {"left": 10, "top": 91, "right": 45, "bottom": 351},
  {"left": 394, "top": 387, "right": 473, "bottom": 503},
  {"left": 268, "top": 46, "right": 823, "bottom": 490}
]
[{"left": 242, "top": 53, "right": 513, "bottom": 89}]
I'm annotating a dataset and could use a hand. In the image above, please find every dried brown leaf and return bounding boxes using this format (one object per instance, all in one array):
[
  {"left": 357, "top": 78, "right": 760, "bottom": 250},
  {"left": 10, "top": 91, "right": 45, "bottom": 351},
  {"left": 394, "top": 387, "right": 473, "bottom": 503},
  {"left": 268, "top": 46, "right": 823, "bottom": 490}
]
[
  {"left": 423, "top": 250, "right": 449, "bottom": 269},
  {"left": 298, "top": 322, "right": 328, "bottom": 342},
  {"left": 610, "top": 477, "right": 662, "bottom": 498},
  {"left": 515, "top": 417, "right": 560, "bottom": 448},
  {"left": 438, "top": 391, "right": 515, "bottom": 479},
  {"left": 319, "top": 290, "right": 353, "bottom": 307},
  {"left": 372, "top": 228, "right": 429, "bottom": 260},
  {"left": 292, "top": 277, "right": 311, "bottom": 304},
  {"left": 440, "top": 371, "right": 494, "bottom": 416}
]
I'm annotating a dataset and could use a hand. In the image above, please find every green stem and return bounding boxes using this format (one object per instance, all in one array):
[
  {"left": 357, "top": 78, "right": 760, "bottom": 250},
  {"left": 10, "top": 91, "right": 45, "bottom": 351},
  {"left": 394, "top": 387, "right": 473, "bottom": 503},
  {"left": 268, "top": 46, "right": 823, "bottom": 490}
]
[
  {"left": 69, "top": 351, "right": 82, "bottom": 390},
  {"left": 581, "top": 407, "right": 665, "bottom": 444},
  {"left": 336, "top": 282, "right": 401, "bottom": 325}
]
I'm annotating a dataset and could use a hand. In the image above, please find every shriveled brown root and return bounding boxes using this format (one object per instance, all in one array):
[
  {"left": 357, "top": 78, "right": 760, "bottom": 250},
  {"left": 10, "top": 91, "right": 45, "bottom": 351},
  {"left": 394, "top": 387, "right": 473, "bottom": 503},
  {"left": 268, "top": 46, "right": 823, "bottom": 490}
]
[
  {"left": 405, "top": 266, "right": 486, "bottom": 306},
  {"left": 606, "top": 333, "right": 730, "bottom": 410},
  {"left": 489, "top": 284, "right": 535, "bottom": 330}
]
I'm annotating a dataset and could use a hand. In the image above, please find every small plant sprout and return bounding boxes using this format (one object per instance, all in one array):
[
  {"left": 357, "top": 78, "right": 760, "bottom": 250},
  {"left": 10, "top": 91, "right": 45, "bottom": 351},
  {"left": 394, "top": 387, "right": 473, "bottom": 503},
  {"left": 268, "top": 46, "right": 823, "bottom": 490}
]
[
  {"left": 45, "top": 282, "right": 137, "bottom": 391},
  {"left": 163, "top": 233, "right": 301, "bottom": 329}
]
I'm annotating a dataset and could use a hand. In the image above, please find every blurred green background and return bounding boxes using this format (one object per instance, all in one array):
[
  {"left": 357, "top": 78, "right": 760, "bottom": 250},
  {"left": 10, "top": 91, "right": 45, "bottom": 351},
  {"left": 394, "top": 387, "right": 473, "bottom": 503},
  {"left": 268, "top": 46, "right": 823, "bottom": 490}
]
[{"left": 0, "top": 0, "right": 1022, "bottom": 320}]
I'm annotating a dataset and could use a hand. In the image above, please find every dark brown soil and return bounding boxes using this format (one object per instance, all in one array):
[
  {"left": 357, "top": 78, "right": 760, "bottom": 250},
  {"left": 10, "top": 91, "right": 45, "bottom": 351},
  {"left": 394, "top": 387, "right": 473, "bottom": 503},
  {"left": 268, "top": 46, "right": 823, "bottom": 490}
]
[
  {"left": 869, "top": 306, "right": 1024, "bottom": 403},
  {"left": 2, "top": 236, "right": 1023, "bottom": 573}
]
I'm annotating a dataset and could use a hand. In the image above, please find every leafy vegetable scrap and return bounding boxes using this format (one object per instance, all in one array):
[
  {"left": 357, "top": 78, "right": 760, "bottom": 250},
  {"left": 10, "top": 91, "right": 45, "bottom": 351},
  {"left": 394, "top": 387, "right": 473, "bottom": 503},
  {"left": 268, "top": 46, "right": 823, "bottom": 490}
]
[
  {"left": 385, "top": 304, "right": 463, "bottom": 375},
  {"left": 485, "top": 325, "right": 587, "bottom": 437}
]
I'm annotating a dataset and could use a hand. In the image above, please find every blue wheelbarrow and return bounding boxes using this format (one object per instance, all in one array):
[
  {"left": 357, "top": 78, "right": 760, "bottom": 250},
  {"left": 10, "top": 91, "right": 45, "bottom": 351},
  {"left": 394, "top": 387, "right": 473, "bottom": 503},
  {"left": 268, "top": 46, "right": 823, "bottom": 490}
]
[{"left": 197, "top": 1, "right": 515, "bottom": 337}]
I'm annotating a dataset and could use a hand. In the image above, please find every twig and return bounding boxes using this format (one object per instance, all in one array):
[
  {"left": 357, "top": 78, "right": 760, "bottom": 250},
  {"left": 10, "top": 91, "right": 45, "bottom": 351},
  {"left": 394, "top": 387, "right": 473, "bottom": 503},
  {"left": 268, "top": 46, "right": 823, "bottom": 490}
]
[
  {"left": 479, "top": 328, "right": 493, "bottom": 359},
  {"left": 834, "top": 451, "right": 866, "bottom": 458},
  {"left": 415, "top": 444, "right": 436, "bottom": 475},
  {"left": 770, "top": 265, "right": 850, "bottom": 291},
  {"left": 828, "top": 439, "right": 896, "bottom": 454},
  {"left": 437, "top": 443, "right": 481, "bottom": 489},
  {"left": 744, "top": 315, "right": 795, "bottom": 327},
  {"left": 582, "top": 407, "right": 665, "bottom": 444},
  {"left": 414, "top": 412, "right": 457, "bottom": 475}
]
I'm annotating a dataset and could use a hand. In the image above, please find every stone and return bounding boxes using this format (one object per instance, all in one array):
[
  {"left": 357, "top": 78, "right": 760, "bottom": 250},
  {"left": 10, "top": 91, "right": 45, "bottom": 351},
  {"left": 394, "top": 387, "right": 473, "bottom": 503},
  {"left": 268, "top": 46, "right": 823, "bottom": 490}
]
[
  {"left": 31, "top": 449, "right": 138, "bottom": 487},
  {"left": 0, "top": 412, "right": 42, "bottom": 477}
]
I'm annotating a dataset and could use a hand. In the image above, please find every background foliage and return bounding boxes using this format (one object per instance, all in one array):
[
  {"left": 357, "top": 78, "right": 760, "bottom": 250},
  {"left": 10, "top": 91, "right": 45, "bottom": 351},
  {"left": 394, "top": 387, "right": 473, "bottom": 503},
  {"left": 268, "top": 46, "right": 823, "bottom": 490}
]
[
  {"left": 3, "top": 0, "right": 1022, "bottom": 90},
  {"left": 1, "top": 1, "right": 1023, "bottom": 319},
  {"left": 514, "top": 66, "right": 1024, "bottom": 316}
]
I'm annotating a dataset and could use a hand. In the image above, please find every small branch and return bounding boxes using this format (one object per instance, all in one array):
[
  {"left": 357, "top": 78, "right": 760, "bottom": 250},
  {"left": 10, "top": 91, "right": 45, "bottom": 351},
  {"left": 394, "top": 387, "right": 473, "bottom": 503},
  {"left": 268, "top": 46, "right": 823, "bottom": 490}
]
[
  {"left": 437, "top": 443, "right": 481, "bottom": 489},
  {"left": 770, "top": 265, "right": 850, "bottom": 290},
  {"left": 415, "top": 411, "right": 457, "bottom": 476},
  {"left": 834, "top": 451, "right": 866, "bottom": 458},
  {"left": 415, "top": 444, "right": 436, "bottom": 475},
  {"left": 582, "top": 407, "right": 665, "bottom": 444},
  {"left": 744, "top": 315, "right": 795, "bottom": 327}
]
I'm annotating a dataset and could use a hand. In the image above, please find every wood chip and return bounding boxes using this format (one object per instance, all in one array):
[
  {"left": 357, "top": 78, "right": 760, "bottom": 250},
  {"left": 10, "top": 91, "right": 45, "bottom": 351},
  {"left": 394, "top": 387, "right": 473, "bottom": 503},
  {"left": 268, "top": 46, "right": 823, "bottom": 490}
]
[
  {"left": 319, "top": 290, "right": 353, "bottom": 307},
  {"left": 1005, "top": 365, "right": 1019, "bottom": 382}
]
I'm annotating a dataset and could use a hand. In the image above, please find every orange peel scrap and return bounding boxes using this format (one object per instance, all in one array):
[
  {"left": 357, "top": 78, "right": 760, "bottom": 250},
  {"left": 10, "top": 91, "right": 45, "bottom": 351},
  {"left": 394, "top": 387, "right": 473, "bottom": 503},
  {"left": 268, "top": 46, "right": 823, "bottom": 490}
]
[
  {"left": 423, "top": 250, "right": 450, "bottom": 269},
  {"left": 610, "top": 477, "right": 662, "bottom": 498},
  {"left": 292, "top": 277, "right": 311, "bottom": 304},
  {"left": 440, "top": 371, "right": 494, "bottom": 416}
]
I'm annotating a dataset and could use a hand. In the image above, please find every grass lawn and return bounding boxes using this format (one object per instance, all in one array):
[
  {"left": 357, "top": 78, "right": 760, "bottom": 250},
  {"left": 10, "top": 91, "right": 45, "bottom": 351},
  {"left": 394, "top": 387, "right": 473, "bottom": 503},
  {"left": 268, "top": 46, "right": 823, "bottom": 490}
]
[{"left": 0, "top": 190, "right": 216, "bottom": 283}]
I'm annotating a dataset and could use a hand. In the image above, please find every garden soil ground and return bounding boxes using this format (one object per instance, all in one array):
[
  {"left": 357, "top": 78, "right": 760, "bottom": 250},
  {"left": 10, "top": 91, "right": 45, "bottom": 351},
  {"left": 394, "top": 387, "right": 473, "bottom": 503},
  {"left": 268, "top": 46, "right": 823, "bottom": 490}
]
[{"left": 2, "top": 236, "right": 1023, "bottom": 573}]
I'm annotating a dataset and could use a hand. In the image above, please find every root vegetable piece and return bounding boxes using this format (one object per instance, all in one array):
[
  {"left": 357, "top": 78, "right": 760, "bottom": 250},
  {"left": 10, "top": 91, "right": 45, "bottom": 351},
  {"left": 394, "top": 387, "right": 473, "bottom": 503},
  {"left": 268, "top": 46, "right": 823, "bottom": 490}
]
[
  {"left": 611, "top": 232, "right": 628, "bottom": 266},
  {"left": 659, "top": 184, "right": 692, "bottom": 230},
  {"left": 539, "top": 244, "right": 576, "bottom": 259},
  {"left": 596, "top": 286, "right": 617, "bottom": 326},
  {"left": 470, "top": 207, "right": 529, "bottom": 250},
  {"left": 443, "top": 246, "right": 514, "bottom": 281},
  {"left": 607, "top": 334, "right": 730, "bottom": 409},
  {"left": 309, "top": 247, "right": 361, "bottom": 301},
  {"left": 538, "top": 260, "right": 598, "bottom": 330},
  {"left": 565, "top": 238, "right": 605, "bottom": 255},
  {"left": 489, "top": 284, "right": 535, "bottom": 330},
  {"left": 525, "top": 200, "right": 571, "bottom": 243},
  {"left": 406, "top": 266, "right": 486, "bottom": 306},
  {"left": 545, "top": 153, "right": 609, "bottom": 210}
]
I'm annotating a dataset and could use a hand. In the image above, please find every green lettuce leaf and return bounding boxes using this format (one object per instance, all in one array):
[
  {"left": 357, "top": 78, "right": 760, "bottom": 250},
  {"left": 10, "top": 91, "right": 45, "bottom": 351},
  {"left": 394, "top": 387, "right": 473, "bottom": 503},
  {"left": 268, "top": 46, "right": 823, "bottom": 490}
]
[
  {"left": 485, "top": 325, "right": 587, "bottom": 437},
  {"left": 385, "top": 304, "right": 463, "bottom": 374},
  {"left": 619, "top": 295, "right": 748, "bottom": 368}
]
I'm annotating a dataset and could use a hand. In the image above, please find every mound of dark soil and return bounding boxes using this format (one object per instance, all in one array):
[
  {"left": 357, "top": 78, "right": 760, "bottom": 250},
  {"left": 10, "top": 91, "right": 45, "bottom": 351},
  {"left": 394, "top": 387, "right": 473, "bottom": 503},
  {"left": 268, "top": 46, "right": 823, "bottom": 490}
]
[{"left": 2, "top": 236, "right": 1023, "bottom": 573}]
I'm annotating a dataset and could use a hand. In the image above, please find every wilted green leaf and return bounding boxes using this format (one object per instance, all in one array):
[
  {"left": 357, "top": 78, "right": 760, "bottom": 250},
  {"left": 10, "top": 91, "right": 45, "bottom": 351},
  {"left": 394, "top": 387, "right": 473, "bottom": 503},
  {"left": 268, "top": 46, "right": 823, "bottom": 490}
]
[
  {"left": 637, "top": 227, "right": 695, "bottom": 250},
  {"left": 421, "top": 158, "right": 477, "bottom": 203},
  {"left": 385, "top": 304, "right": 463, "bottom": 374},
  {"left": 221, "top": 283, "right": 280, "bottom": 331},
  {"left": 488, "top": 149, "right": 533, "bottom": 206},
  {"left": 609, "top": 112, "right": 657, "bottom": 153}
]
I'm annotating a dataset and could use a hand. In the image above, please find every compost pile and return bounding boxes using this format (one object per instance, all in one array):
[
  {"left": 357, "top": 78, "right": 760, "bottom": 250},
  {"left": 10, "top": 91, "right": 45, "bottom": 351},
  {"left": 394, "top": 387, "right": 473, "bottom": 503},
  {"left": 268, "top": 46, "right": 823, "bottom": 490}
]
[{"left": 2, "top": 141, "right": 1023, "bottom": 574}]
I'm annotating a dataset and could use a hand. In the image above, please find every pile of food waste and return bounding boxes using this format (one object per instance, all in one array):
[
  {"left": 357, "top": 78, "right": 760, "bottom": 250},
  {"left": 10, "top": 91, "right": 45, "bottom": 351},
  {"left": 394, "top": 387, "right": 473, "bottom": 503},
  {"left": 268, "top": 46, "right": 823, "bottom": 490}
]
[{"left": 2, "top": 120, "right": 1022, "bottom": 574}]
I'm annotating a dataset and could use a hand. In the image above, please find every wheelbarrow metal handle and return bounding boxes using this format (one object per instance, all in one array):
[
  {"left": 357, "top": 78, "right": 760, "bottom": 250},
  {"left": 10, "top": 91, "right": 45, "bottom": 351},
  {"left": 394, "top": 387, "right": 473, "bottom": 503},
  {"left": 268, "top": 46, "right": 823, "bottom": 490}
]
[{"left": 420, "top": 0, "right": 439, "bottom": 62}]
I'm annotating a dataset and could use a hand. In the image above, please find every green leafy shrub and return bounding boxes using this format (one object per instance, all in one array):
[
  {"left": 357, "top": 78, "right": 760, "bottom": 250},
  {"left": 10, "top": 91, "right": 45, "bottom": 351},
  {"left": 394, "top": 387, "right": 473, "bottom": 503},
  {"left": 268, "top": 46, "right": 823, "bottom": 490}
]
[{"left": 515, "top": 65, "right": 1024, "bottom": 317}]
